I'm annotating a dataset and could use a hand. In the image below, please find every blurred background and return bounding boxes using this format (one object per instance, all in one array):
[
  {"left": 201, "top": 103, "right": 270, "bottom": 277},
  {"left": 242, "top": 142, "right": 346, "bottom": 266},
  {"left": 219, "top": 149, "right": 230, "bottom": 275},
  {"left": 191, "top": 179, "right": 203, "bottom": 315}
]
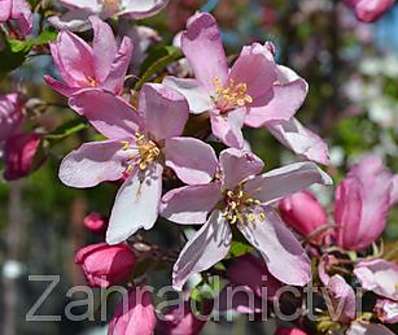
[{"left": 1, "top": 0, "right": 398, "bottom": 334}]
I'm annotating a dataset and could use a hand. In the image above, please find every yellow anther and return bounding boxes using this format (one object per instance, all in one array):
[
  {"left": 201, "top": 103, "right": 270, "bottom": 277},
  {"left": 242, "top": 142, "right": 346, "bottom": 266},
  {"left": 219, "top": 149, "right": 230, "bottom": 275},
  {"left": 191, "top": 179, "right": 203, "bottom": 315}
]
[
  {"left": 135, "top": 132, "right": 160, "bottom": 171},
  {"left": 222, "top": 185, "right": 263, "bottom": 225},
  {"left": 87, "top": 77, "right": 97, "bottom": 87},
  {"left": 120, "top": 141, "right": 130, "bottom": 151},
  {"left": 213, "top": 77, "right": 253, "bottom": 112}
]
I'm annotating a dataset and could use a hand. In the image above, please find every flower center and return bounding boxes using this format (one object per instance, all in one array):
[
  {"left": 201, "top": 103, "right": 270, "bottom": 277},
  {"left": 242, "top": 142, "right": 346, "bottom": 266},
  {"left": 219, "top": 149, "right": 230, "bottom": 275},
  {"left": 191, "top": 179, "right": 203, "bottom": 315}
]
[
  {"left": 213, "top": 77, "right": 253, "bottom": 112},
  {"left": 121, "top": 132, "right": 161, "bottom": 173},
  {"left": 222, "top": 186, "right": 264, "bottom": 225},
  {"left": 101, "top": 0, "right": 120, "bottom": 15},
  {"left": 135, "top": 132, "right": 161, "bottom": 171}
]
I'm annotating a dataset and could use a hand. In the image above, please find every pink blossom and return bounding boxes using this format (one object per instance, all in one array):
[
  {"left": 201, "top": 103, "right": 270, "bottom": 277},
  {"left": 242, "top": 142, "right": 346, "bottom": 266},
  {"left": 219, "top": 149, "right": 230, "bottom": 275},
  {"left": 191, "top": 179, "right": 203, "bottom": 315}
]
[
  {"left": 156, "top": 301, "right": 209, "bottom": 335},
  {"left": 75, "top": 242, "right": 136, "bottom": 288},
  {"left": 276, "top": 328, "right": 309, "bottom": 335},
  {"left": 344, "top": 0, "right": 394, "bottom": 23},
  {"left": 49, "top": 0, "right": 169, "bottom": 31},
  {"left": 83, "top": 212, "right": 107, "bottom": 234},
  {"left": 163, "top": 13, "right": 329, "bottom": 164},
  {"left": 279, "top": 190, "right": 328, "bottom": 243},
  {"left": 335, "top": 155, "right": 397, "bottom": 251},
  {"left": 375, "top": 299, "right": 398, "bottom": 324},
  {"left": 108, "top": 287, "right": 156, "bottom": 335},
  {"left": 44, "top": 16, "right": 133, "bottom": 97},
  {"left": 0, "top": 93, "right": 23, "bottom": 143},
  {"left": 3, "top": 133, "right": 41, "bottom": 180},
  {"left": 354, "top": 259, "right": 398, "bottom": 301},
  {"left": 59, "top": 84, "right": 214, "bottom": 244},
  {"left": 0, "top": 0, "right": 33, "bottom": 37},
  {"left": 161, "top": 147, "right": 332, "bottom": 289}
]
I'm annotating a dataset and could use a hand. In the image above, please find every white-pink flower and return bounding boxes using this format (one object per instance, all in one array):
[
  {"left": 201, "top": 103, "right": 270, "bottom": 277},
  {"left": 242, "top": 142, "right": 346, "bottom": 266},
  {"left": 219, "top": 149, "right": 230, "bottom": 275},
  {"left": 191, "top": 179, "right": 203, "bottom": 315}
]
[
  {"left": 161, "top": 148, "right": 332, "bottom": 289},
  {"left": 164, "top": 12, "right": 329, "bottom": 164}
]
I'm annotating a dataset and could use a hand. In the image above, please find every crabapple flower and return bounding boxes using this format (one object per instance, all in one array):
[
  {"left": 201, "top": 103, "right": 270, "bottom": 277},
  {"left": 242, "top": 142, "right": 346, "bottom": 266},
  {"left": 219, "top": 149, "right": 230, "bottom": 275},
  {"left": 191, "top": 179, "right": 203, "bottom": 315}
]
[
  {"left": 0, "top": 0, "right": 33, "bottom": 37},
  {"left": 44, "top": 16, "right": 133, "bottom": 97},
  {"left": 0, "top": 93, "right": 23, "bottom": 143},
  {"left": 161, "top": 147, "right": 332, "bottom": 290},
  {"left": 335, "top": 155, "right": 397, "bottom": 251},
  {"left": 375, "top": 299, "right": 398, "bottom": 324},
  {"left": 83, "top": 212, "right": 107, "bottom": 234},
  {"left": 3, "top": 133, "right": 42, "bottom": 180},
  {"left": 279, "top": 190, "right": 328, "bottom": 243},
  {"left": 108, "top": 287, "right": 156, "bottom": 335},
  {"left": 49, "top": 0, "right": 169, "bottom": 31},
  {"left": 163, "top": 13, "right": 329, "bottom": 164},
  {"left": 344, "top": 0, "right": 395, "bottom": 23},
  {"left": 75, "top": 242, "right": 136, "bottom": 288},
  {"left": 354, "top": 259, "right": 398, "bottom": 301},
  {"left": 59, "top": 84, "right": 215, "bottom": 244}
]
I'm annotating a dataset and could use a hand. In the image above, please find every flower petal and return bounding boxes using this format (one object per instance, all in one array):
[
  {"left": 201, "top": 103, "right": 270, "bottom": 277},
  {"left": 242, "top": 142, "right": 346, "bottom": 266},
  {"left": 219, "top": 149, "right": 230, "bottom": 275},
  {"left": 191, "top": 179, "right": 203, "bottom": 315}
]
[
  {"left": 138, "top": 83, "right": 189, "bottom": 141},
  {"left": 326, "top": 275, "right": 356, "bottom": 323},
  {"left": 162, "top": 76, "right": 212, "bottom": 114},
  {"left": 44, "top": 75, "right": 82, "bottom": 97},
  {"left": 59, "top": 140, "right": 128, "bottom": 188},
  {"left": 181, "top": 12, "right": 228, "bottom": 91},
  {"left": 220, "top": 148, "right": 264, "bottom": 189},
  {"left": 89, "top": 16, "right": 117, "bottom": 83},
  {"left": 229, "top": 43, "right": 277, "bottom": 100},
  {"left": 210, "top": 108, "right": 245, "bottom": 148},
  {"left": 164, "top": 137, "right": 218, "bottom": 185},
  {"left": 52, "top": 30, "right": 94, "bottom": 86},
  {"left": 244, "top": 161, "right": 332, "bottom": 204},
  {"left": 354, "top": 259, "right": 398, "bottom": 301},
  {"left": 237, "top": 206, "right": 311, "bottom": 286},
  {"left": 102, "top": 36, "right": 133, "bottom": 95},
  {"left": 172, "top": 210, "right": 232, "bottom": 290},
  {"left": 119, "top": 0, "right": 169, "bottom": 19},
  {"left": 266, "top": 118, "right": 330, "bottom": 165},
  {"left": 160, "top": 183, "right": 222, "bottom": 224},
  {"left": 106, "top": 163, "right": 163, "bottom": 244},
  {"left": 69, "top": 89, "right": 141, "bottom": 139}
]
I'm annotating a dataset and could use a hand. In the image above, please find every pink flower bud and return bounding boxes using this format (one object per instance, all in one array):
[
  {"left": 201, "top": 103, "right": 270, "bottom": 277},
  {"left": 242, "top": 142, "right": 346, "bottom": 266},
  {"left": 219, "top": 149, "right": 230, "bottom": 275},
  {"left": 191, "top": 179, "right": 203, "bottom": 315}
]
[
  {"left": 75, "top": 243, "right": 135, "bottom": 288},
  {"left": 226, "top": 254, "right": 281, "bottom": 300},
  {"left": 276, "top": 328, "right": 309, "bottom": 335},
  {"left": 156, "top": 301, "right": 209, "bottom": 335},
  {"left": 3, "top": 133, "right": 42, "bottom": 181},
  {"left": 278, "top": 191, "right": 327, "bottom": 243},
  {"left": 83, "top": 212, "right": 107, "bottom": 234},
  {"left": 344, "top": 0, "right": 395, "bottom": 22},
  {"left": 335, "top": 155, "right": 394, "bottom": 251},
  {"left": 109, "top": 287, "right": 156, "bottom": 335}
]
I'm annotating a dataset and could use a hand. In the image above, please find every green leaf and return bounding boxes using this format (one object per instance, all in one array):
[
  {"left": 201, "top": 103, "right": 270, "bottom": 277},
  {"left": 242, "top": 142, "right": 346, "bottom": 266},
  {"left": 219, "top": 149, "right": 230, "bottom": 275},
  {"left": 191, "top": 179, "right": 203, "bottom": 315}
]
[
  {"left": 134, "top": 45, "right": 183, "bottom": 90},
  {"left": 8, "top": 29, "right": 58, "bottom": 53}
]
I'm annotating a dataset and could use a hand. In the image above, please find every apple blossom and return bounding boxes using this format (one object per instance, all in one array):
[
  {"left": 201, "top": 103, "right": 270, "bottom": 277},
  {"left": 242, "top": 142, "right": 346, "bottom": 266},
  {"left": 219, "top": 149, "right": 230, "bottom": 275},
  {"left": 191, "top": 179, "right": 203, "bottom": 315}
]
[
  {"left": 59, "top": 84, "right": 217, "bottom": 244},
  {"left": 344, "top": 0, "right": 395, "bottom": 23},
  {"left": 45, "top": 16, "right": 133, "bottom": 97},
  {"left": 163, "top": 12, "right": 329, "bottom": 164},
  {"left": 161, "top": 148, "right": 332, "bottom": 289}
]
